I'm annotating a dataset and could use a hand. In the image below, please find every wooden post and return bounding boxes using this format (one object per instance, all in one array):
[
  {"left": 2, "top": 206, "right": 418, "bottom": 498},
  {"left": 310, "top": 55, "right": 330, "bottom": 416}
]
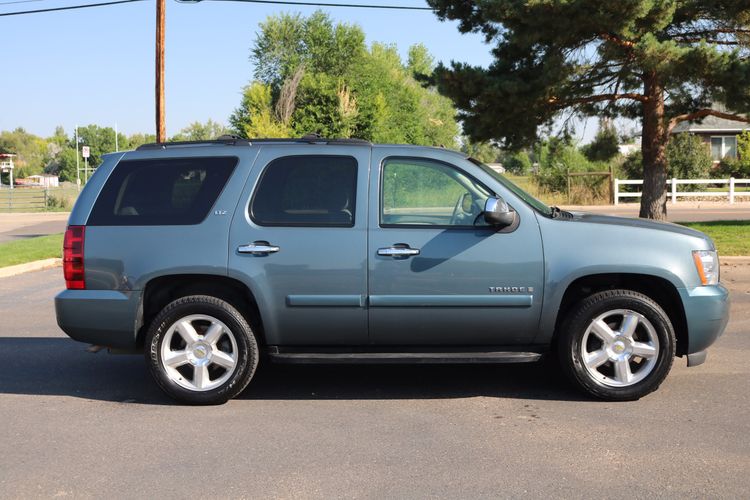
[
  {"left": 155, "top": 0, "right": 166, "bottom": 143},
  {"left": 566, "top": 168, "right": 571, "bottom": 204}
]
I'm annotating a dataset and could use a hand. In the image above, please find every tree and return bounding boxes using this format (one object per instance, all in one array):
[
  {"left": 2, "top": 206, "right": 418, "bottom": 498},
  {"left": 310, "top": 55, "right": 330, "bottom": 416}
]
[
  {"left": 666, "top": 133, "right": 712, "bottom": 180},
  {"left": 171, "top": 119, "right": 228, "bottom": 141},
  {"left": 231, "top": 11, "right": 459, "bottom": 147},
  {"left": 427, "top": 1, "right": 750, "bottom": 219},
  {"left": 582, "top": 120, "right": 620, "bottom": 163}
]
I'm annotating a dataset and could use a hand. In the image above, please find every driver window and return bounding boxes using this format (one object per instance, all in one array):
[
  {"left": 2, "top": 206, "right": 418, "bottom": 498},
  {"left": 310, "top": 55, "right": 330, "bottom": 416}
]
[{"left": 381, "top": 158, "right": 491, "bottom": 227}]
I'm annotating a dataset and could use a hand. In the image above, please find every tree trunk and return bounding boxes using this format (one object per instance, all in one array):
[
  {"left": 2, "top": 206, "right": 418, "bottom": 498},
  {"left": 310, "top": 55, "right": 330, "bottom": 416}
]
[{"left": 639, "top": 74, "right": 669, "bottom": 220}]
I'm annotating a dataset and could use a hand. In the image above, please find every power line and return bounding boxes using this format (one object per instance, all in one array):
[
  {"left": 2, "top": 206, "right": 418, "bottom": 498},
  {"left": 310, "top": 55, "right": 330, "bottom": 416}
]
[
  {"left": 181, "top": 0, "right": 434, "bottom": 10},
  {"left": 0, "top": 0, "right": 144, "bottom": 17},
  {"left": 0, "top": 0, "right": 44, "bottom": 6}
]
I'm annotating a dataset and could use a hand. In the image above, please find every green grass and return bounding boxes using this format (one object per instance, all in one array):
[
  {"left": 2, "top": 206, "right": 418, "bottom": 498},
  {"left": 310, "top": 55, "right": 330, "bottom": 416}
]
[
  {"left": 678, "top": 221, "right": 750, "bottom": 256},
  {"left": 0, "top": 233, "right": 63, "bottom": 268}
]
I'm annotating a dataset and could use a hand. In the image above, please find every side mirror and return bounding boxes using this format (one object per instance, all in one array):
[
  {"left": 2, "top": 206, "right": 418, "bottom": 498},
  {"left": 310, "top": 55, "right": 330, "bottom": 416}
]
[{"left": 483, "top": 196, "right": 516, "bottom": 227}]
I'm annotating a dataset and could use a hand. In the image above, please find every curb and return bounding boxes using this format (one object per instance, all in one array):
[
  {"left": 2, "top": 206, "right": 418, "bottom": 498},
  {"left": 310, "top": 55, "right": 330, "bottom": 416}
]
[
  {"left": 721, "top": 256, "right": 750, "bottom": 265},
  {"left": 0, "top": 258, "right": 62, "bottom": 278}
]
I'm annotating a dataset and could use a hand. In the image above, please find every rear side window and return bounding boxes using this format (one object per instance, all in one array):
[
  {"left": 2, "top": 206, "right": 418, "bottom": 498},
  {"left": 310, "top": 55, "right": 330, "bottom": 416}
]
[
  {"left": 250, "top": 155, "right": 357, "bottom": 227},
  {"left": 88, "top": 157, "right": 237, "bottom": 226}
]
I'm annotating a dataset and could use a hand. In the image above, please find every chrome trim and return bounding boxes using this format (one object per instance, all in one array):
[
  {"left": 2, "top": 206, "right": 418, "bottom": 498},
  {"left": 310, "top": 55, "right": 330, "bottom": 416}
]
[
  {"left": 377, "top": 247, "right": 420, "bottom": 257},
  {"left": 238, "top": 243, "right": 280, "bottom": 255}
]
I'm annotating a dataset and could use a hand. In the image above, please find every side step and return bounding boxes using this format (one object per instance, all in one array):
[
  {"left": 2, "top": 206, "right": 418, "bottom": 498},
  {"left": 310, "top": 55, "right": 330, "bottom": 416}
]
[{"left": 268, "top": 351, "right": 543, "bottom": 364}]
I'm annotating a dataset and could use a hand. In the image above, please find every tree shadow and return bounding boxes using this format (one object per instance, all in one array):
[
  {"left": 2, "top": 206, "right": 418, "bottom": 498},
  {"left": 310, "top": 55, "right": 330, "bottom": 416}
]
[{"left": 0, "top": 337, "right": 587, "bottom": 404}]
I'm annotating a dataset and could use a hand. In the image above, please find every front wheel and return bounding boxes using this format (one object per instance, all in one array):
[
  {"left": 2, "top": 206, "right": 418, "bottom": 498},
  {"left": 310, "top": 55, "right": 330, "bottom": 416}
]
[
  {"left": 558, "top": 289, "right": 675, "bottom": 401},
  {"left": 145, "top": 295, "right": 259, "bottom": 405}
]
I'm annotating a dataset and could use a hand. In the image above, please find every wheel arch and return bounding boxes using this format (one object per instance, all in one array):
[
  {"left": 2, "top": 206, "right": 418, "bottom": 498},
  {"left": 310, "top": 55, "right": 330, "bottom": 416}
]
[
  {"left": 550, "top": 273, "right": 688, "bottom": 356},
  {"left": 137, "top": 274, "right": 266, "bottom": 348}
]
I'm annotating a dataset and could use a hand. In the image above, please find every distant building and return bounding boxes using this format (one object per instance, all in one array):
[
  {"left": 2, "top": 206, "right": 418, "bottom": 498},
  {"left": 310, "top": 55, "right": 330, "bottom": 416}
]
[
  {"left": 485, "top": 163, "right": 506, "bottom": 174},
  {"left": 27, "top": 174, "right": 60, "bottom": 188},
  {"left": 0, "top": 153, "right": 14, "bottom": 189},
  {"left": 671, "top": 106, "right": 749, "bottom": 163}
]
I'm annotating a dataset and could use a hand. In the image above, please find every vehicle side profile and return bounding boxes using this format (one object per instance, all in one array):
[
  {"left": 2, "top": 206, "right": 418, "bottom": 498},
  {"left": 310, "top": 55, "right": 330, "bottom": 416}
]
[{"left": 55, "top": 136, "right": 730, "bottom": 404}]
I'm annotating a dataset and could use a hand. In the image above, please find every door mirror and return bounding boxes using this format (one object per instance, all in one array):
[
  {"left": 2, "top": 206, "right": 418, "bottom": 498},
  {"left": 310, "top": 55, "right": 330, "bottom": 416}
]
[{"left": 483, "top": 196, "right": 516, "bottom": 227}]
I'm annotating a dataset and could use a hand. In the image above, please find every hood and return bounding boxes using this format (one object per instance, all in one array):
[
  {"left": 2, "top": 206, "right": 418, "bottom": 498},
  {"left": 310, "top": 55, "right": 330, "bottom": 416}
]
[{"left": 569, "top": 212, "right": 711, "bottom": 241}]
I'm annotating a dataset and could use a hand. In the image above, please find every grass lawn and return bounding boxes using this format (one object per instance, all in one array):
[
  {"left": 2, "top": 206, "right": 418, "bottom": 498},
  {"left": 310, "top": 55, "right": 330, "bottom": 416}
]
[
  {"left": 0, "top": 233, "right": 63, "bottom": 268},
  {"left": 678, "top": 221, "right": 750, "bottom": 256}
]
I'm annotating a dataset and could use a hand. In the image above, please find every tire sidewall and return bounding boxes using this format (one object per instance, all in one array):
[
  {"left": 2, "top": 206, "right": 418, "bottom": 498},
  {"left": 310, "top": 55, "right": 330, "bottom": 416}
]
[
  {"left": 560, "top": 290, "right": 675, "bottom": 401},
  {"left": 146, "top": 296, "right": 258, "bottom": 405}
]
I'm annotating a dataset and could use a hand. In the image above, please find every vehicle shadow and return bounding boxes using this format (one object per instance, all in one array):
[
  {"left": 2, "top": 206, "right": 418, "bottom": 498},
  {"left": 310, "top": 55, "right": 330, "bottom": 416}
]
[{"left": 0, "top": 338, "right": 587, "bottom": 404}]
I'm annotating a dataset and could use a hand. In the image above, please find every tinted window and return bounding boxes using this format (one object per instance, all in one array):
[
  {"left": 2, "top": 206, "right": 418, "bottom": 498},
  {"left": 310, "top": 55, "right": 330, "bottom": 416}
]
[
  {"left": 381, "top": 158, "right": 491, "bottom": 227},
  {"left": 88, "top": 157, "right": 237, "bottom": 226},
  {"left": 250, "top": 156, "right": 357, "bottom": 227}
]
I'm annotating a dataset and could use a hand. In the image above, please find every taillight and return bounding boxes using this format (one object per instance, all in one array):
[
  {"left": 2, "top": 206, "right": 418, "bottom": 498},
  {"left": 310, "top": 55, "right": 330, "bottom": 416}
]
[{"left": 63, "top": 225, "right": 85, "bottom": 289}]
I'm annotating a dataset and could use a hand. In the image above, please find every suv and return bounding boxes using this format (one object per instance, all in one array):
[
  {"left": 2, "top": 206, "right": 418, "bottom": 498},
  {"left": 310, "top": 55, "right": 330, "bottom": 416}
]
[{"left": 55, "top": 136, "right": 730, "bottom": 404}]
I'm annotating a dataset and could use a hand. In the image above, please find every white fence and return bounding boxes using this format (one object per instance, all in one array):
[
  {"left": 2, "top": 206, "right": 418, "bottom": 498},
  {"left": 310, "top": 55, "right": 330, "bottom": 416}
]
[{"left": 614, "top": 177, "right": 750, "bottom": 204}]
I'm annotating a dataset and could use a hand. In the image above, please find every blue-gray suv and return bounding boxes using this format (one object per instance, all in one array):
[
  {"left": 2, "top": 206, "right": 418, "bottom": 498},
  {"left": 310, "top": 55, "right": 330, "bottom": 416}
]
[{"left": 55, "top": 136, "right": 730, "bottom": 404}]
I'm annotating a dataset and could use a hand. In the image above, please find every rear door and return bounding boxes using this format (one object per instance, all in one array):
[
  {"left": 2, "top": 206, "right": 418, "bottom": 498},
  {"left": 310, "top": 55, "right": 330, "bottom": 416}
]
[{"left": 228, "top": 145, "right": 370, "bottom": 346}]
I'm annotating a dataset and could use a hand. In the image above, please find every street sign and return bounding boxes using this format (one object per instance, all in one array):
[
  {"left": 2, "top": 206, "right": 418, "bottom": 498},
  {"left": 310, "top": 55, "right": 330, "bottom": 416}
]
[{"left": 81, "top": 146, "right": 90, "bottom": 158}]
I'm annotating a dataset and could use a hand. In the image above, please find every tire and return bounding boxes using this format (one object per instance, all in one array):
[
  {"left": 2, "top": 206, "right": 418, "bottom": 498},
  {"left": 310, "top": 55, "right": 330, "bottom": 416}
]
[
  {"left": 557, "top": 289, "right": 675, "bottom": 401},
  {"left": 145, "top": 295, "right": 259, "bottom": 405}
]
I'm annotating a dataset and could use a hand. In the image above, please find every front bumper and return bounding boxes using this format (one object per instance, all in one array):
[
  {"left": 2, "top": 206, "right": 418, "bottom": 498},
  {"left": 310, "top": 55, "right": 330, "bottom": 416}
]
[
  {"left": 55, "top": 289, "right": 142, "bottom": 349},
  {"left": 679, "top": 284, "right": 730, "bottom": 355}
]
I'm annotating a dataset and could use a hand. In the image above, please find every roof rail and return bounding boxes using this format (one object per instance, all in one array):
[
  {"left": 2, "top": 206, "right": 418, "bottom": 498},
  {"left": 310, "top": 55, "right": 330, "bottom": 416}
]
[
  {"left": 135, "top": 134, "right": 372, "bottom": 151},
  {"left": 136, "top": 135, "right": 250, "bottom": 151}
]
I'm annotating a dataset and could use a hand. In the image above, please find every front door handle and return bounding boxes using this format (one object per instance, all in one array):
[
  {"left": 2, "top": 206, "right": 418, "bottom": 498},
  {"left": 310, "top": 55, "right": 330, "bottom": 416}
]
[
  {"left": 377, "top": 245, "right": 420, "bottom": 258},
  {"left": 238, "top": 242, "right": 280, "bottom": 255}
]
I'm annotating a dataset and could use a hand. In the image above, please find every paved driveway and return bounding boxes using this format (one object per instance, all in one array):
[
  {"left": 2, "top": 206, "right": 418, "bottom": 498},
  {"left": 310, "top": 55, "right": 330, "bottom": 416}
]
[
  {"left": 0, "top": 213, "right": 69, "bottom": 243},
  {"left": 0, "top": 266, "right": 748, "bottom": 497}
]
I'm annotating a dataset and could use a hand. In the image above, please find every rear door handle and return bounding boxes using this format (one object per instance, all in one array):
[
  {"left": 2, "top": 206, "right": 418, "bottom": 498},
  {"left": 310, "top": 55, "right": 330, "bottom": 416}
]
[
  {"left": 238, "top": 242, "right": 280, "bottom": 255},
  {"left": 377, "top": 245, "right": 420, "bottom": 258}
]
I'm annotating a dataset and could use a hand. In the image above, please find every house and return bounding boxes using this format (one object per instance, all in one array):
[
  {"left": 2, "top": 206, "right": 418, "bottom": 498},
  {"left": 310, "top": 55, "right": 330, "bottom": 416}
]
[
  {"left": 671, "top": 107, "right": 749, "bottom": 163},
  {"left": 27, "top": 174, "right": 60, "bottom": 188},
  {"left": 0, "top": 153, "right": 14, "bottom": 188}
]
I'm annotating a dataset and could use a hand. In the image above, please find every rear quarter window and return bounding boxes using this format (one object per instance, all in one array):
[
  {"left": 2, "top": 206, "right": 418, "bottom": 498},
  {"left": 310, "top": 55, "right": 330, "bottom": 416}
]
[{"left": 88, "top": 157, "right": 237, "bottom": 226}]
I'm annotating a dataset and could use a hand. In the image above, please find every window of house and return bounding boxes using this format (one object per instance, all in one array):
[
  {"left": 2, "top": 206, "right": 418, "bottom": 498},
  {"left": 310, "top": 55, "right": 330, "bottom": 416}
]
[{"left": 710, "top": 136, "right": 738, "bottom": 161}]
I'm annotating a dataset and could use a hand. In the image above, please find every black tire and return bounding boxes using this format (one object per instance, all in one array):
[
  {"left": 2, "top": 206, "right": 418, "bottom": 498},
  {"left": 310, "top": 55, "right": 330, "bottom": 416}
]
[
  {"left": 144, "top": 295, "right": 259, "bottom": 405},
  {"left": 557, "top": 289, "right": 675, "bottom": 401}
]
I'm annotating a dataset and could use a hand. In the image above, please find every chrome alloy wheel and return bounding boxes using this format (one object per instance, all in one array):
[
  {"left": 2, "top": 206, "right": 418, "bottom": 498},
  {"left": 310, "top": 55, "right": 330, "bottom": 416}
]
[
  {"left": 580, "top": 309, "right": 660, "bottom": 387},
  {"left": 160, "top": 314, "right": 239, "bottom": 392}
]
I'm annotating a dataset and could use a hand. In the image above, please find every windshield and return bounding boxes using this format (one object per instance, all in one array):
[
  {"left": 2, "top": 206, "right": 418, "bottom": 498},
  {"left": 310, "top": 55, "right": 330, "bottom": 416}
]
[{"left": 470, "top": 158, "right": 553, "bottom": 217}]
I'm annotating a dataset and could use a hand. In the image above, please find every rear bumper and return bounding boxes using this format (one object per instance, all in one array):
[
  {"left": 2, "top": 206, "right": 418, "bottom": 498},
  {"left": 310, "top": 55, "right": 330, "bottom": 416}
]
[
  {"left": 55, "top": 289, "right": 142, "bottom": 349},
  {"left": 679, "top": 284, "right": 730, "bottom": 354}
]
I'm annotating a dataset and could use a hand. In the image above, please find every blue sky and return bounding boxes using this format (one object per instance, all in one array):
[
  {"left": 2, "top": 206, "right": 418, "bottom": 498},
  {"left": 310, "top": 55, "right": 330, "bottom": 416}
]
[{"left": 0, "top": 0, "right": 498, "bottom": 138}]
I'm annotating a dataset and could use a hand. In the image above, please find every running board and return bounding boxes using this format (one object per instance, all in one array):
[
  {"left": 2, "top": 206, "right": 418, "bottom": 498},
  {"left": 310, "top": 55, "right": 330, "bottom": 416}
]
[{"left": 267, "top": 351, "right": 543, "bottom": 364}]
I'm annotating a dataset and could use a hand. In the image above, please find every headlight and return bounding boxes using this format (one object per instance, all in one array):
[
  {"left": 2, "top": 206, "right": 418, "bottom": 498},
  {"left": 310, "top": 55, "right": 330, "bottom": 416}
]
[{"left": 692, "top": 250, "right": 719, "bottom": 285}]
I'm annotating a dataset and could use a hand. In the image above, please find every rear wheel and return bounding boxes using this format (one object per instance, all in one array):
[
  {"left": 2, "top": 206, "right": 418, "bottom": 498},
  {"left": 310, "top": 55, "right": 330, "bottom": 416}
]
[
  {"left": 145, "top": 295, "right": 259, "bottom": 405},
  {"left": 558, "top": 289, "right": 675, "bottom": 401}
]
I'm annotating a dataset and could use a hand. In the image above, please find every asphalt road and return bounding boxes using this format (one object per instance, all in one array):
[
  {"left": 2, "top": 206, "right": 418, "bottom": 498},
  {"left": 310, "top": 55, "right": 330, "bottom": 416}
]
[
  {"left": 0, "top": 213, "right": 69, "bottom": 244},
  {"left": 562, "top": 202, "right": 750, "bottom": 222},
  {"left": 0, "top": 267, "right": 748, "bottom": 498}
]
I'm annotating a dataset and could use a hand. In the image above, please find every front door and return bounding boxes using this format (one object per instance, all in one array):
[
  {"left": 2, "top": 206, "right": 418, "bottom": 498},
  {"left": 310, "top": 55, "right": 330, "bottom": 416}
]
[
  {"left": 367, "top": 150, "right": 544, "bottom": 346},
  {"left": 229, "top": 145, "right": 370, "bottom": 346}
]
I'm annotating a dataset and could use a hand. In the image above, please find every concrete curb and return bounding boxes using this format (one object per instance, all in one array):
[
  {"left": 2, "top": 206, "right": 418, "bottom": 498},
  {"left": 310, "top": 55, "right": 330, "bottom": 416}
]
[
  {"left": 721, "top": 256, "right": 750, "bottom": 265},
  {"left": 0, "top": 258, "right": 62, "bottom": 278}
]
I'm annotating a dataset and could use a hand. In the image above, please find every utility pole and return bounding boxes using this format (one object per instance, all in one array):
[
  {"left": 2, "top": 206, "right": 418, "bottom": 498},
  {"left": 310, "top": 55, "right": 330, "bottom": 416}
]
[
  {"left": 156, "top": 0, "right": 166, "bottom": 142},
  {"left": 75, "top": 125, "right": 80, "bottom": 191}
]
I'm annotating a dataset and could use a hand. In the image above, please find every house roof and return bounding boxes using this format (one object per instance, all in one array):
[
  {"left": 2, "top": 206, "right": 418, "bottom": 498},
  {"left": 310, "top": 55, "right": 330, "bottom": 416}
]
[{"left": 672, "top": 112, "right": 750, "bottom": 134}]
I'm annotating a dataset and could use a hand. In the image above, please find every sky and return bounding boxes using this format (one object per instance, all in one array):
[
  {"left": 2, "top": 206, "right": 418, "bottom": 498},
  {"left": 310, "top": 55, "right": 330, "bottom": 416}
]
[{"left": 0, "top": 0, "right": 602, "bottom": 143}]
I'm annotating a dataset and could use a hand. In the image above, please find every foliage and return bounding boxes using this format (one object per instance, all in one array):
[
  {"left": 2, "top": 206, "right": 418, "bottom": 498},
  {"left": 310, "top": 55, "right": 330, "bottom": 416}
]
[
  {"left": 502, "top": 151, "right": 533, "bottom": 175},
  {"left": 231, "top": 11, "right": 459, "bottom": 147},
  {"left": 0, "top": 128, "right": 50, "bottom": 177},
  {"left": 171, "top": 120, "right": 228, "bottom": 141},
  {"left": 426, "top": 0, "right": 750, "bottom": 218},
  {"left": 582, "top": 121, "right": 620, "bottom": 163},
  {"left": 461, "top": 140, "right": 501, "bottom": 164},
  {"left": 619, "top": 151, "right": 643, "bottom": 180},
  {"left": 666, "top": 133, "right": 713, "bottom": 180}
]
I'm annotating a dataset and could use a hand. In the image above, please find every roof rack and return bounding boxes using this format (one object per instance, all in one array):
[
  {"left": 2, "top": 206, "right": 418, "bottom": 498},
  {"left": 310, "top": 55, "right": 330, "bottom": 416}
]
[
  {"left": 136, "top": 135, "right": 250, "bottom": 150},
  {"left": 135, "top": 134, "right": 372, "bottom": 151}
]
